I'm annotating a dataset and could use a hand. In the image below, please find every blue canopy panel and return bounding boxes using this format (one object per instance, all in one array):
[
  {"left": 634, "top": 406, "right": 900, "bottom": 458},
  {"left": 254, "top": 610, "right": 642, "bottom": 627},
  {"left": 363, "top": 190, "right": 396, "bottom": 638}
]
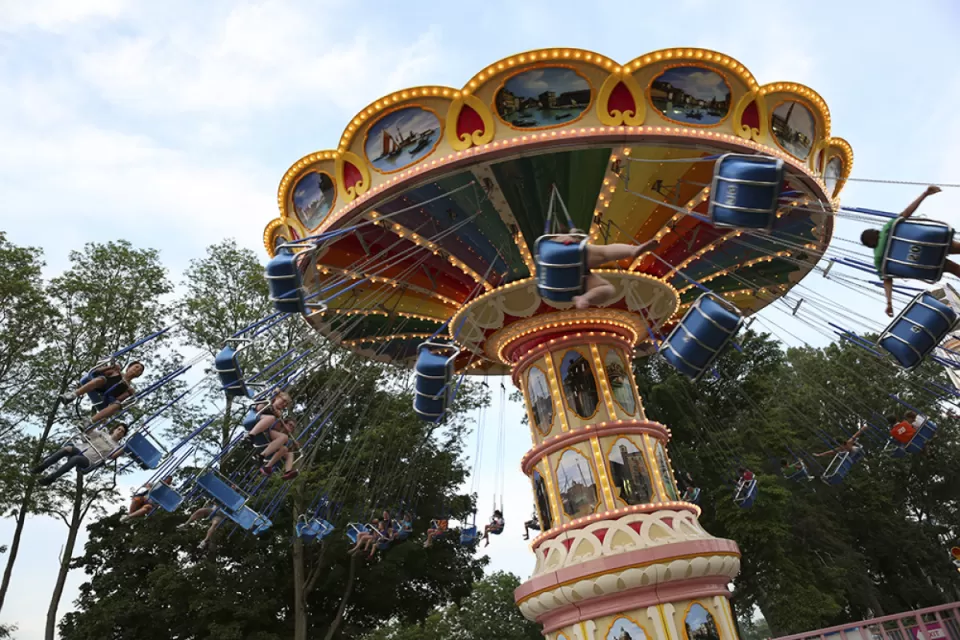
[
  {"left": 878, "top": 290, "right": 958, "bottom": 370},
  {"left": 413, "top": 342, "right": 459, "bottom": 422},
  {"left": 880, "top": 219, "right": 954, "bottom": 283},
  {"left": 535, "top": 235, "right": 588, "bottom": 302},
  {"left": 196, "top": 471, "right": 246, "bottom": 513},
  {"left": 124, "top": 432, "right": 164, "bottom": 470},
  {"left": 708, "top": 154, "right": 784, "bottom": 230},
  {"left": 661, "top": 293, "right": 743, "bottom": 380}
]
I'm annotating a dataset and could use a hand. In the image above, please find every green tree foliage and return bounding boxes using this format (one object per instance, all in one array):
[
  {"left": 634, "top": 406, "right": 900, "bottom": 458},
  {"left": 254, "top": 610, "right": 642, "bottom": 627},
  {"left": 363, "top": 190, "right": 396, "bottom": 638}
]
[
  {"left": 360, "top": 571, "right": 541, "bottom": 640},
  {"left": 635, "top": 331, "right": 960, "bottom": 635}
]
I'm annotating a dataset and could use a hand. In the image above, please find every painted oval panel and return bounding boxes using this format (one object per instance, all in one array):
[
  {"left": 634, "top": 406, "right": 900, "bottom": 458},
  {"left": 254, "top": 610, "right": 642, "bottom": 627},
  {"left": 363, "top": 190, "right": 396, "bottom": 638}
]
[
  {"left": 649, "top": 66, "right": 731, "bottom": 126},
  {"left": 495, "top": 66, "right": 591, "bottom": 129},
  {"left": 824, "top": 156, "right": 843, "bottom": 196},
  {"left": 685, "top": 604, "right": 721, "bottom": 640},
  {"left": 556, "top": 449, "right": 598, "bottom": 517},
  {"left": 364, "top": 106, "right": 442, "bottom": 174},
  {"left": 559, "top": 349, "right": 599, "bottom": 418},
  {"left": 527, "top": 365, "right": 554, "bottom": 435},
  {"left": 771, "top": 101, "right": 816, "bottom": 159},
  {"left": 292, "top": 171, "right": 336, "bottom": 230}
]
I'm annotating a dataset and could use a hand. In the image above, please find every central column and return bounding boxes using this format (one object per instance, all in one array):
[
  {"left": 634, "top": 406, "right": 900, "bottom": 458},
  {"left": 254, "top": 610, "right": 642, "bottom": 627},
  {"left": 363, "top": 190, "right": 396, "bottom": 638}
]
[{"left": 503, "top": 314, "right": 742, "bottom": 640}]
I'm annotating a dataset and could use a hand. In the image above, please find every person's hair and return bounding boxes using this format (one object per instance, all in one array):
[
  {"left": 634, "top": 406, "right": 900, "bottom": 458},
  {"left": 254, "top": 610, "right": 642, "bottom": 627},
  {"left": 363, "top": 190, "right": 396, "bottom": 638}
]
[
  {"left": 860, "top": 229, "right": 880, "bottom": 248},
  {"left": 113, "top": 424, "right": 128, "bottom": 438},
  {"left": 780, "top": 458, "right": 788, "bottom": 466},
  {"left": 737, "top": 466, "right": 745, "bottom": 474},
  {"left": 494, "top": 510, "right": 502, "bottom": 517},
  {"left": 569, "top": 227, "right": 585, "bottom": 235},
  {"left": 905, "top": 410, "right": 918, "bottom": 420},
  {"left": 163, "top": 475, "right": 174, "bottom": 483},
  {"left": 274, "top": 391, "right": 292, "bottom": 405},
  {"left": 886, "top": 415, "right": 897, "bottom": 425}
]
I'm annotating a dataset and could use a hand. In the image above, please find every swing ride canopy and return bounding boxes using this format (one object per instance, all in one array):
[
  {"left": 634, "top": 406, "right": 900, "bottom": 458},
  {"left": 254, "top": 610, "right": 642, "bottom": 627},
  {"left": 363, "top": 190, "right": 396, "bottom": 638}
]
[{"left": 263, "top": 47, "right": 852, "bottom": 373}]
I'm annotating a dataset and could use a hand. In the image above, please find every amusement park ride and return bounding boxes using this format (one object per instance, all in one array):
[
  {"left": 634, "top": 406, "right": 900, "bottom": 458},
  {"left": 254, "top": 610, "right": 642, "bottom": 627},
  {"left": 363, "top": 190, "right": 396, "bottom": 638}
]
[{"left": 260, "top": 47, "right": 858, "bottom": 640}]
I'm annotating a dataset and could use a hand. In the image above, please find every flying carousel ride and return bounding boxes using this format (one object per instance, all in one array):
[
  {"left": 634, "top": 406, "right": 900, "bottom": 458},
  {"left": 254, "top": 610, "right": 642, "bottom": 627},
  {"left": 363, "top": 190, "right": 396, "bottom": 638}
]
[{"left": 41, "top": 46, "right": 960, "bottom": 640}]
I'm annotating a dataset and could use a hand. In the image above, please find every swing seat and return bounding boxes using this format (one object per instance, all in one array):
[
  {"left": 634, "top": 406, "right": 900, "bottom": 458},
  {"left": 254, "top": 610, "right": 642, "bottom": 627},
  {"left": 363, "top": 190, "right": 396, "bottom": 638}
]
[
  {"left": 683, "top": 487, "right": 702, "bottom": 503},
  {"left": 880, "top": 218, "right": 954, "bottom": 282},
  {"left": 243, "top": 408, "right": 273, "bottom": 449},
  {"left": 345, "top": 522, "right": 369, "bottom": 545},
  {"left": 460, "top": 525, "right": 479, "bottom": 546},
  {"left": 534, "top": 235, "right": 589, "bottom": 302},
  {"left": 885, "top": 440, "right": 907, "bottom": 459},
  {"left": 296, "top": 517, "right": 334, "bottom": 542},
  {"left": 733, "top": 479, "right": 758, "bottom": 508},
  {"left": 265, "top": 251, "right": 327, "bottom": 316},
  {"left": 708, "top": 154, "right": 784, "bottom": 230},
  {"left": 904, "top": 418, "right": 938, "bottom": 454},
  {"left": 225, "top": 504, "right": 270, "bottom": 533},
  {"left": 215, "top": 345, "right": 250, "bottom": 398},
  {"left": 878, "top": 289, "right": 958, "bottom": 371},
  {"left": 489, "top": 526, "right": 503, "bottom": 536},
  {"left": 196, "top": 471, "right": 247, "bottom": 513},
  {"left": 123, "top": 431, "right": 164, "bottom": 470},
  {"left": 821, "top": 450, "right": 864, "bottom": 485},
  {"left": 785, "top": 465, "right": 813, "bottom": 481},
  {"left": 146, "top": 482, "right": 183, "bottom": 512},
  {"left": 414, "top": 342, "right": 460, "bottom": 423},
  {"left": 393, "top": 522, "right": 412, "bottom": 541},
  {"left": 661, "top": 293, "right": 744, "bottom": 380}
]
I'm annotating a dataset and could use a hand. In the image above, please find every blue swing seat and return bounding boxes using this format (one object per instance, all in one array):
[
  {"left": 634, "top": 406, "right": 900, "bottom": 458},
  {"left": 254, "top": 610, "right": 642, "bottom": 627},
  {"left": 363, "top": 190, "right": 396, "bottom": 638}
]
[
  {"left": 215, "top": 345, "right": 250, "bottom": 398},
  {"left": 196, "top": 471, "right": 247, "bottom": 513},
  {"left": 661, "top": 293, "right": 744, "bottom": 380},
  {"left": 265, "top": 251, "right": 327, "bottom": 316},
  {"left": 225, "top": 504, "right": 271, "bottom": 533},
  {"left": 878, "top": 289, "right": 958, "bottom": 371},
  {"left": 708, "top": 154, "right": 784, "bottom": 230},
  {"left": 146, "top": 482, "right": 183, "bottom": 512},
  {"left": 460, "top": 525, "right": 479, "bottom": 546},
  {"left": 297, "top": 517, "right": 334, "bottom": 543},
  {"left": 904, "top": 418, "right": 938, "bottom": 454},
  {"left": 822, "top": 449, "right": 864, "bottom": 485},
  {"left": 393, "top": 521, "right": 413, "bottom": 541},
  {"left": 880, "top": 218, "right": 954, "bottom": 283},
  {"left": 682, "top": 487, "right": 702, "bottom": 503},
  {"left": 345, "top": 522, "right": 369, "bottom": 545},
  {"left": 884, "top": 440, "right": 907, "bottom": 459},
  {"left": 124, "top": 431, "right": 164, "bottom": 470},
  {"left": 785, "top": 464, "right": 813, "bottom": 481},
  {"left": 414, "top": 342, "right": 460, "bottom": 423},
  {"left": 534, "top": 235, "right": 589, "bottom": 302},
  {"left": 733, "top": 479, "right": 758, "bottom": 508}
]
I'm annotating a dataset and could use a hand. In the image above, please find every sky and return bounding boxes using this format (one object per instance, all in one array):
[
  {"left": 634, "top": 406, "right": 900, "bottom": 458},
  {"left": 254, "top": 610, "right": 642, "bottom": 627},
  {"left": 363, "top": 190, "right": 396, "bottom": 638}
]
[{"left": 1, "top": 0, "right": 959, "bottom": 637}]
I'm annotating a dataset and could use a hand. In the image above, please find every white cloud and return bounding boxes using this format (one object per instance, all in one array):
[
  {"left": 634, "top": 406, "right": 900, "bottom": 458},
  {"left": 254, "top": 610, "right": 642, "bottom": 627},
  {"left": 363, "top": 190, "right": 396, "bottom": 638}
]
[{"left": 0, "top": 0, "right": 128, "bottom": 31}]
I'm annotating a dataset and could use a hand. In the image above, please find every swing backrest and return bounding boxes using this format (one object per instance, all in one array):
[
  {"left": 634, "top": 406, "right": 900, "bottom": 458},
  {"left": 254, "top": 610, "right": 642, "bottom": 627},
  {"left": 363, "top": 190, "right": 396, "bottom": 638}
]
[
  {"left": 215, "top": 345, "right": 250, "bottom": 399},
  {"left": 195, "top": 471, "right": 247, "bottom": 513},
  {"left": 880, "top": 218, "right": 954, "bottom": 283},
  {"left": 147, "top": 482, "right": 184, "bottom": 512},
  {"left": 661, "top": 293, "right": 744, "bottom": 380},
  {"left": 460, "top": 525, "right": 479, "bottom": 546},
  {"left": 265, "top": 252, "right": 308, "bottom": 315},
  {"left": 534, "top": 235, "right": 589, "bottom": 302},
  {"left": 733, "top": 478, "right": 758, "bottom": 508},
  {"left": 878, "top": 290, "right": 958, "bottom": 370},
  {"left": 124, "top": 431, "right": 164, "bottom": 470},
  {"left": 905, "top": 418, "right": 938, "bottom": 454},
  {"left": 708, "top": 154, "right": 784, "bottom": 230},
  {"left": 414, "top": 342, "right": 460, "bottom": 422},
  {"left": 345, "top": 522, "right": 367, "bottom": 544}
]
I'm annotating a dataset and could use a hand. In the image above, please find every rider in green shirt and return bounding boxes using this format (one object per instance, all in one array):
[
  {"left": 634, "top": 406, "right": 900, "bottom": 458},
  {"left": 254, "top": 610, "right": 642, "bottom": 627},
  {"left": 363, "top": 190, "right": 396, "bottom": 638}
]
[{"left": 860, "top": 185, "right": 953, "bottom": 317}]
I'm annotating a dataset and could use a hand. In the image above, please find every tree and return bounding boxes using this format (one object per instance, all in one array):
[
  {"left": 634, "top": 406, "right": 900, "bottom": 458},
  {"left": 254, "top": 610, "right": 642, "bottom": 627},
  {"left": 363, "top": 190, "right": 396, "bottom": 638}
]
[
  {"left": 0, "top": 240, "right": 173, "bottom": 639},
  {"left": 360, "top": 572, "right": 541, "bottom": 640}
]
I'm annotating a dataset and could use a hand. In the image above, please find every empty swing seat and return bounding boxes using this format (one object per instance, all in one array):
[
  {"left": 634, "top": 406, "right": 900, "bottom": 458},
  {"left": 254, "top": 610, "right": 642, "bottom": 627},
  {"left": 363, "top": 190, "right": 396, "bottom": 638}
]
[
  {"left": 414, "top": 343, "right": 459, "bottom": 423},
  {"left": 535, "top": 235, "right": 589, "bottom": 302},
  {"left": 345, "top": 522, "right": 369, "bottom": 545},
  {"left": 224, "top": 504, "right": 271, "bottom": 533},
  {"left": 297, "top": 518, "right": 334, "bottom": 543},
  {"left": 265, "top": 252, "right": 322, "bottom": 315},
  {"left": 661, "top": 293, "right": 744, "bottom": 380},
  {"left": 124, "top": 431, "right": 164, "bottom": 470},
  {"left": 880, "top": 219, "right": 954, "bottom": 282},
  {"left": 460, "top": 525, "right": 479, "bottom": 546},
  {"left": 904, "top": 418, "right": 938, "bottom": 454},
  {"left": 215, "top": 345, "right": 249, "bottom": 398},
  {"left": 878, "top": 290, "right": 958, "bottom": 370},
  {"left": 196, "top": 471, "right": 247, "bottom": 513},
  {"left": 822, "top": 450, "right": 864, "bottom": 485},
  {"left": 708, "top": 154, "right": 784, "bottom": 230},
  {"left": 147, "top": 483, "right": 184, "bottom": 512},
  {"left": 733, "top": 479, "right": 758, "bottom": 508}
]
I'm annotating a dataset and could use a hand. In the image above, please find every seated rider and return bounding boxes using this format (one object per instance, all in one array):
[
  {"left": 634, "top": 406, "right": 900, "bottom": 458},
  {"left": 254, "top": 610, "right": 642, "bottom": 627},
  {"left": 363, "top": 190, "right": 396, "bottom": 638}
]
[
  {"left": 550, "top": 228, "right": 657, "bottom": 309},
  {"left": 737, "top": 467, "right": 755, "bottom": 484},
  {"left": 32, "top": 423, "right": 128, "bottom": 485},
  {"left": 60, "top": 361, "right": 144, "bottom": 425},
  {"left": 350, "top": 511, "right": 394, "bottom": 558},
  {"left": 814, "top": 425, "right": 870, "bottom": 458},
  {"left": 481, "top": 509, "right": 504, "bottom": 548},
  {"left": 859, "top": 186, "right": 955, "bottom": 317},
  {"left": 780, "top": 458, "right": 808, "bottom": 478},
  {"left": 120, "top": 475, "right": 174, "bottom": 522},
  {"left": 888, "top": 411, "right": 923, "bottom": 445},
  {"left": 397, "top": 511, "right": 414, "bottom": 538},
  {"left": 522, "top": 510, "right": 540, "bottom": 541},
  {"left": 424, "top": 518, "right": 448, "bottom": 548},
  {"left": 177, "top": 502, "right": 226, "bottom": 552},
  {"left": 245, "top": 392, "right": 298, "bottom": 480}
]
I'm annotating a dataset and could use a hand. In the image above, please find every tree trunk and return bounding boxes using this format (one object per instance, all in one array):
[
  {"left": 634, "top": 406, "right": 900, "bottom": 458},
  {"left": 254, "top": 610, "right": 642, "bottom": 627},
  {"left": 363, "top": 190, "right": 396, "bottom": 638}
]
[
  {"left": 323, "top": 555, "right": 357, "bottom": 640},
  {"left": 292, "top": 536, "right": 308, "bottom": 640},
  {"left": 45, "top": 473, "right": 85, "bottom": 640},
  {"left": 0, "top": 393, "right": 65, "bottom": 613},
  {"left": 221, "top": 395, "right": 234, "bottom": 449}
]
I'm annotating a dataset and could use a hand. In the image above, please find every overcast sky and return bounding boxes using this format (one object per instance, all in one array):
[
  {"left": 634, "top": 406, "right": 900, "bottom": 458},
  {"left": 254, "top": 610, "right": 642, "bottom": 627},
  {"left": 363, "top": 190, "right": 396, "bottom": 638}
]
[{"left": 2, "top": 1, "right": 959, "bottom": 637}]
